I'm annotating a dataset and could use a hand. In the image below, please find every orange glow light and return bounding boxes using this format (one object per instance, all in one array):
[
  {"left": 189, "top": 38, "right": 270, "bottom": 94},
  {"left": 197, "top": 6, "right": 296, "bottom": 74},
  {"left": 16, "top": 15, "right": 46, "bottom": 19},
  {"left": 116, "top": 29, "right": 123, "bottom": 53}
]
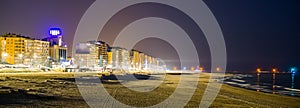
[
  {"left": 257, "top": 68, "right": 261, "bottom": 73},
  {"left": 191, "top": 67, "right": 195, "bottom": 71},
  {"left": 216, "top": 67, "right": 220, "bottom": 72},
  {"left": 173, "top": 66, "right": 177, "bottom": 71},
  {"left": 199, "top": 67, "right": 204, "bottom": 71}
]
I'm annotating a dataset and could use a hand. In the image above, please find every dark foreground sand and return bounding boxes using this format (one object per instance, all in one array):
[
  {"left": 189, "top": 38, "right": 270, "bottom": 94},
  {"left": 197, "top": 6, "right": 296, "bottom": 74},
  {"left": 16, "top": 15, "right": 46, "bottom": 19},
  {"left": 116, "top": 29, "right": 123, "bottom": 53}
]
[{"left": 0, "top": 72, "right": 299, "bottom": 108}]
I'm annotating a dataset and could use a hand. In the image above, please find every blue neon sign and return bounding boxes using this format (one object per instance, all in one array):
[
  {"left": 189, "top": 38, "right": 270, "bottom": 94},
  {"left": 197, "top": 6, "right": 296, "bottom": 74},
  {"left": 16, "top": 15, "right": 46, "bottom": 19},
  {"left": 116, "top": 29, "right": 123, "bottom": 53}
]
[{"left": 49, "top": 28, "right": 62, "bottom": 36}]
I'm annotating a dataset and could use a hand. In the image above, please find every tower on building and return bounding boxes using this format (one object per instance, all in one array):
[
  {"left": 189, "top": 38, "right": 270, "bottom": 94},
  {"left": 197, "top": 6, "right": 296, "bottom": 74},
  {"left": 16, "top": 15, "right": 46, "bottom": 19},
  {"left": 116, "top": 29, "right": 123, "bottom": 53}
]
[{"left": 43, "top": 28, "right": 67, "bottom": 63}]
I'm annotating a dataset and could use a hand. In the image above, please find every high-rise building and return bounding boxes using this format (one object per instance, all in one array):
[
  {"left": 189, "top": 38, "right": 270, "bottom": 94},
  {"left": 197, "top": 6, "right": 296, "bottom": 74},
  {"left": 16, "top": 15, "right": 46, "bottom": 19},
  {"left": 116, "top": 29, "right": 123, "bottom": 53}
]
[
  {"left": 129, "top": 50, "right": 160, "bottom": 71},
  {"left": 107, "top": 51, "right": 112, "bottom": 65},
  {"left": 0, "top": 33, "right": 49, "bottom": 65},
  {"left": 49, "top": 45, "right": 67, "bottom": 62},
  {"left": 44, "top": 28, "right": 64, "bottom": 46},
  {"left": 138, "top": 52, "right": 145, "bottom": 70},
  {"left": 74, "top": 41, "right": 110, "bottom": 68},
  {"left": 43, "top": 28, "right": 67, "bottom": 62},
  {"left": 145, "top": 55, "right": 157, "bottom": 70},
  {"left": 88, "top": 41, "right": 109, "bottom": 66},
  {"left": 130, "top": 49, "right": 141, "bottom": 70},
  {"left": 72, "top": 40, "right": 160, "bottom": 72},
  {"left": 74, "top": 42, "right": 99, "bottom": 68},
  {"left": 110, "top": 47, "right": 129, "bottom": 69}
]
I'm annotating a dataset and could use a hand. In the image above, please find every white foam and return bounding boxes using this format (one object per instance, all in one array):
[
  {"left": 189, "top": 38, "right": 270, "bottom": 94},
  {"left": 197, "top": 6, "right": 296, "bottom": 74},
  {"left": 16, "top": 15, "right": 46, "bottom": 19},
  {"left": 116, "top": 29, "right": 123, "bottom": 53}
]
[
  {"left": 284, "top": 88, "right": 300, "bottom": 92},
  {"left": 231, "top": 79, "right": 246, "bottom": 83}
]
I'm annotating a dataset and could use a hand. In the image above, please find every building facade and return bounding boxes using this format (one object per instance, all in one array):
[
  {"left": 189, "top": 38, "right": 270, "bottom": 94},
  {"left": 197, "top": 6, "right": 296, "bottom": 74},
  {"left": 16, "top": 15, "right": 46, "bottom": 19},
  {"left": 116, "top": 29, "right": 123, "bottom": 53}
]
[
  {"left": 0, "top": 33, "right": 49, "bottom": 65},
  {"left": 87, "top": 41, "right": 109, "bottom": 67},
  {"left": 74, "top": 42, "right": 99, "bottom": 68},
  {"left": 49, "top": 45, "right": 67, "bottom": 62},
  {"left": 107, "top": 51, "right": 112, "bottom": 65},
  {"left": 130, "top": 49, "right": 141, "bottom": 70},
  {"left": 98, "top": 41, "right": 109, "bottom": 66},
  {"left": 72, "top": 39, "right": 161, "bottom": 72},
  {"left": 43, "top": 28, "right": 67, "bottom": 63},
  {"left": 110, "top": 47, "right": 130, "bottom": 69}
]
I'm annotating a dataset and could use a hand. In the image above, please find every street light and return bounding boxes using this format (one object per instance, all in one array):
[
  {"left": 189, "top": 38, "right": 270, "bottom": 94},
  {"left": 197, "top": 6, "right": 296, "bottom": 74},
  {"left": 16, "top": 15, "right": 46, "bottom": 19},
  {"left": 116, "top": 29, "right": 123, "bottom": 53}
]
[
  {"left": 216, "top": 67, "right": 221, "bottom": 72},
  {"left": 257, "top": 68, "right": 261, "bottom": 76},
  {"left": 173, "top": 66, "right": 177, "bottom": 71},
  {"left": 257, "top": 68, "right": 261, "bottom": 73},
  {"left": 272, "top": 68, "right": 277, "bottom": 73},
  {"left": 191, "top": 67, "right": 195, "bottom": 71},
  {"left": 199, "top": 67, "right": 204, "bottom": 72},
  {"left": 291, "top": 67, "right": 297, "bottom": 74}
]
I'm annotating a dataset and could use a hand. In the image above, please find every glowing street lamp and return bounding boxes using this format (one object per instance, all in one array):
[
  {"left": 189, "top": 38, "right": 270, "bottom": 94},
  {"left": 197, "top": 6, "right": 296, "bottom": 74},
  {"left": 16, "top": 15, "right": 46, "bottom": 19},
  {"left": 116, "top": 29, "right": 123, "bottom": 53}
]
[
  {"left": 191, "top": 67, "right": 195, "bottom": 71},
  {"left": 257, "top": 68, "right": 261, "bottom": 75},
  {"left": 291, "top": 67, "right": 297, "bottom": 74},
  {"left": 272, "top": 68, "right": 277, "bottom": 73},
  {"left": 216, "top": 67, "right": 221, "bottom": 72},
  {"left": 199, "top": 67, "right": 204, "bottom": 71},
  {"left": 256, "top": 68, "right": 261, "bottom": 73}
]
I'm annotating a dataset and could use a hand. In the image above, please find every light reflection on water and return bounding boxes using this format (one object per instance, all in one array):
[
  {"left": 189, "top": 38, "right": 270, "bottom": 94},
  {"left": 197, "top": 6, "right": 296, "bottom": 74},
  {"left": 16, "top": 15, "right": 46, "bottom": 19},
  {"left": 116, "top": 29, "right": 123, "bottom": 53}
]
[
  {"left": 272, "top": 73, "right": 276, "bottom": 94},
  {"left": 224, "top": 72, "right": 299, "bottom": 97},
  {"left": 255, "top": 73, "right": 298, "bottom": 96},
  {"left": 291, "top": 73, "right": 295, "bottom": 96}
]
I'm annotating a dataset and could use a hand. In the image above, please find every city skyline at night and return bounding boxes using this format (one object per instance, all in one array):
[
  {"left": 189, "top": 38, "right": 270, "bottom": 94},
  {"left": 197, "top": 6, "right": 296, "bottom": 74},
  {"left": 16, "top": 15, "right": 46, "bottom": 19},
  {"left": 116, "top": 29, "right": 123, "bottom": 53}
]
[
  {"left": 0, "top": 1, "right": 300, "bottom": 108},
  {"left": 1, "top": 0, "right": 299, "bottom": 72}
]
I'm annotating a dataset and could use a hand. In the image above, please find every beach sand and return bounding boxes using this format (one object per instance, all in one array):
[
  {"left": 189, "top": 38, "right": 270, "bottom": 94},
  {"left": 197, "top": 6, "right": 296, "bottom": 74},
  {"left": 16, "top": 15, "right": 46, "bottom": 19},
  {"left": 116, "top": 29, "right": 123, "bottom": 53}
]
[{"left": 0, "top": 72, "right": 299, "bottom": 107}]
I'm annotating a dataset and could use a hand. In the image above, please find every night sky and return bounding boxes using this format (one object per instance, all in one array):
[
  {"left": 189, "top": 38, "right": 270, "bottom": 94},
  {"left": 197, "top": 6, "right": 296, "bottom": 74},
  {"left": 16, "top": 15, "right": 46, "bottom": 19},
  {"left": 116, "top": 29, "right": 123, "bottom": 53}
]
[{"left": 0, "top": 0, "right": 299, "bottom": 72}]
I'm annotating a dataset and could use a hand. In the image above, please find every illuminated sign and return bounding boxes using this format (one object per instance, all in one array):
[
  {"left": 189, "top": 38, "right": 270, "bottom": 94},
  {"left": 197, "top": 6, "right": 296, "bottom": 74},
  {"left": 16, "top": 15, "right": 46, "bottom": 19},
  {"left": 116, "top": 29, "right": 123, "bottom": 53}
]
[{"left": 49, "top": 28, "right": 62, "bottom": 36}]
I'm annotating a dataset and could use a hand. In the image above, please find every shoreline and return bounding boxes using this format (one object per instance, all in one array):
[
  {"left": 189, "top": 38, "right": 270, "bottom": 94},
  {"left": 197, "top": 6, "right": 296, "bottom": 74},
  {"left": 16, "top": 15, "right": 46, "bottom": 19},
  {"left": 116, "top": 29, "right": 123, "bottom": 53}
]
[{"left": 223, "top": 73, "right": 300, "bottom": 97}]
